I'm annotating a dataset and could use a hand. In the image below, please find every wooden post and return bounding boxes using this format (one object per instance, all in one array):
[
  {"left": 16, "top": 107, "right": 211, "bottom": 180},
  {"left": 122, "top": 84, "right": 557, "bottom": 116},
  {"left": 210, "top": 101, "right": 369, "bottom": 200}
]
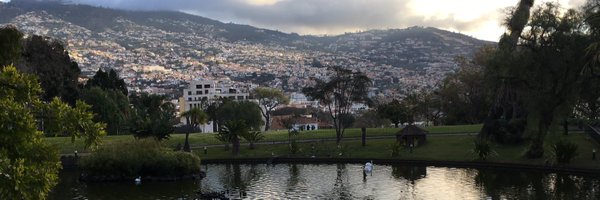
[{"left": 361, "top": 127, "right": 366, "bottom": 147}]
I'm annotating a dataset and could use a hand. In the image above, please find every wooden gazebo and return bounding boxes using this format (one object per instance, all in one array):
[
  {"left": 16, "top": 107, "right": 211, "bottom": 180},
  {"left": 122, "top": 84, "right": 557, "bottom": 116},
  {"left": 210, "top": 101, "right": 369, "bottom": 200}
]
[{"left": 396, "top": 125, "right": 428, "bottom": 146}]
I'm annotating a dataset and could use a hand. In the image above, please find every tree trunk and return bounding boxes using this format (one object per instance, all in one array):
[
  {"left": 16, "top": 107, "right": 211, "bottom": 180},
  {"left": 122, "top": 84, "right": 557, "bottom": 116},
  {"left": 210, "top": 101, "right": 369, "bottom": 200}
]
[
  {"left": 212, "top": 120, "right": 218, "bottom": 133},
  {"left": 361, "top": 127, "right": 366, "bottom": 147},
  {"left": 563, "top": 120, "right": 568, "bottom": 136},
  {"left": 232, "top": 136, "right": 240, "bottom": 156},
  {"left": 184, "top": 117, "right": 191, "bottom": 152},
  {"left": 249, "top": 142, "right": 255, "bottom": 149},
  {"left": 394, "top": 122, "right": 399, "bottom": 128},
  {"left": 335, "top": 125, "right": 342, "bottom": 145},
  {"left": 264, "top": 115, "right": 271, "bottom": 131},
  {"left": 525, "top": 113, "right": 553, "bottom": 158},
  {"left": 184, "top": 132, "right": 191, "bottom": 152}
]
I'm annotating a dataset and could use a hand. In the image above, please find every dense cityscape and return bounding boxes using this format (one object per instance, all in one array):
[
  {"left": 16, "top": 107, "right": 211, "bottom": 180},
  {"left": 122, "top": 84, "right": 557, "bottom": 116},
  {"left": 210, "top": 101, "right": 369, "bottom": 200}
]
[{"left": 1, "top": 4, "right": 490, "bottom": 100}]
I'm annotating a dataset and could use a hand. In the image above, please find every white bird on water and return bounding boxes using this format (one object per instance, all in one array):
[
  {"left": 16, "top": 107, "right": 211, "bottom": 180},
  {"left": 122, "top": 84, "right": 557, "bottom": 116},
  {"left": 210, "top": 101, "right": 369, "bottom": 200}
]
[
  {"left": 364, "top": 161, "right": 373, "bottom": 172},
  {"left": 135, "top": 176, "right": 141, "bottom": 184}
]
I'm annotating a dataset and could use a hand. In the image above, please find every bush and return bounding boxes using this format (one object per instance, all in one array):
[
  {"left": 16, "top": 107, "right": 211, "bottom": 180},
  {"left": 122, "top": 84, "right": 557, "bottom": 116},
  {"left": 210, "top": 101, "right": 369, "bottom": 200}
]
[
  {"left": 390, "top": 142, "right": 402, "bottom": 157},
  {"left": 79, "top": 139, "right": 201, "bottom": 179},
  {"left": 552, "top": 141, "right": 578, "bottom": 164},
  {"left": 472, "top": 139, "right": 496, "bottom": 161}
]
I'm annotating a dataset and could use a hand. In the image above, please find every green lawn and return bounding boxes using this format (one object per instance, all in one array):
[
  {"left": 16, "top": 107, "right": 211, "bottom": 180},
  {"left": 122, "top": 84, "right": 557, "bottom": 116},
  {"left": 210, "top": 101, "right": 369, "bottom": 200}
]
[
  {"left": 47, "top": 125, "right": 483, "bottom": 154},
  {"left": 46, "top": 124, "right": 600, "bottom": 170},
  {"left": 195, "top": 132, "right": 600, "bottom": 170}
]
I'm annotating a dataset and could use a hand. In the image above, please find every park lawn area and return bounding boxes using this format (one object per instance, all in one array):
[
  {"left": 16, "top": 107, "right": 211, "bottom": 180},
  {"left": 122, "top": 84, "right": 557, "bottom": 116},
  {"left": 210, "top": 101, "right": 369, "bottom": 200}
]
[
  {"left": 196, "top": 132, "right": 600, "bottom": 170},
  {"left": 46, "top": 125, "right": 482, "bottom": 154}
]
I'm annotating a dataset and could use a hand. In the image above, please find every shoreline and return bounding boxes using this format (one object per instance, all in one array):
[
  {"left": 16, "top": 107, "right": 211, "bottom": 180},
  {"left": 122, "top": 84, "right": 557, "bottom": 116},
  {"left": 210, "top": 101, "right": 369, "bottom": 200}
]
[{"left": 200, "top": 157, "right": 600, "bottom": 176}]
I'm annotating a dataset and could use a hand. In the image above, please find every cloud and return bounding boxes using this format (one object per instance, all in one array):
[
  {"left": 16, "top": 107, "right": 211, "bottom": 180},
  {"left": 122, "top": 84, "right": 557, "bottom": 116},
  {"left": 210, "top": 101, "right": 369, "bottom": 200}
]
[{"left": 67, "top": 0, "right": 585, "bottom": 41}]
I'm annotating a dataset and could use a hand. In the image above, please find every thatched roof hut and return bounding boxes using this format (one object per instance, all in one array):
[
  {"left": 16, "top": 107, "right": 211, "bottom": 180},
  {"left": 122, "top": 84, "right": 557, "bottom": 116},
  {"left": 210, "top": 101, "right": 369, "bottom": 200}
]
[{"left": 396, "top": 125, "right": 428, "bottom": 146}]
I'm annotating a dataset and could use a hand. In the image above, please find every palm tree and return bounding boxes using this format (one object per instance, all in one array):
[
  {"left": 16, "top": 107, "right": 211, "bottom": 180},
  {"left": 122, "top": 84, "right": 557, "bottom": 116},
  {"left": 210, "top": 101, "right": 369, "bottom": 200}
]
[
  {"left": 181, "top": 108, "right": 208, "bottom": 152},
  {"left": 218, "top": 120, "right": 249, "bottom": 156},
  {"left": 241, "top": 131, "right": 264, "bottom": 149}
]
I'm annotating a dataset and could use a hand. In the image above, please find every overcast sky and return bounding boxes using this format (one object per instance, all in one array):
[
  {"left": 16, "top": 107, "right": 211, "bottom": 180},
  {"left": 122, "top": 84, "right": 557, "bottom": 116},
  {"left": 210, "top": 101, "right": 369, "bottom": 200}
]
[{"left": 4, "top": 0, "right": 588, "bottom": 41}]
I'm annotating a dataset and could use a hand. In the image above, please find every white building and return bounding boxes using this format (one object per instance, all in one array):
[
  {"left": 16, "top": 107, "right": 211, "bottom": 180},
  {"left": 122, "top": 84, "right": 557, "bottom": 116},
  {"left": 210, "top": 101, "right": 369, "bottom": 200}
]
[{"left": 180, "top": 80, "right": 255, "bottom": 132}]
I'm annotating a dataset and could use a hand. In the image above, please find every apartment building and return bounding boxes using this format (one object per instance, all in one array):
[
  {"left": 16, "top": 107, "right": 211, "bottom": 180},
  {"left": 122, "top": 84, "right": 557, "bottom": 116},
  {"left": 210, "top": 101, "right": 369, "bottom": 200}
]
[{"left": 180, "top": 80, "right": 255, "bottom": 132}]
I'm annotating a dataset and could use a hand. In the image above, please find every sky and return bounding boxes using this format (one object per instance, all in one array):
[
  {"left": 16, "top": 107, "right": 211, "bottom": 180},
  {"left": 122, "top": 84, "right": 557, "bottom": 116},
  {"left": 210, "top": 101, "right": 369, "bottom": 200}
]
[{"left": 3, "top": 0, "right": 588, "bottom": 41}]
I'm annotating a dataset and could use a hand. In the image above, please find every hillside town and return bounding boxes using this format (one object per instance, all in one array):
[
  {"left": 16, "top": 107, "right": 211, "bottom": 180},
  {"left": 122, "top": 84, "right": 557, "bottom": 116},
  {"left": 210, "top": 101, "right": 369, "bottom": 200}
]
[{"left": 2, "top": 10, "right": 489, "bottom": 101}]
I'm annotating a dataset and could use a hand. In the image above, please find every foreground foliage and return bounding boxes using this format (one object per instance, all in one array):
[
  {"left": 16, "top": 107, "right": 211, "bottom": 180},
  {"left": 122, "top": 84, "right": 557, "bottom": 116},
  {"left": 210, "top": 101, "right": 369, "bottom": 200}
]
[
  {"left": 0, "top": 65, "right": 104, "bottom": 199},
  {"left": 80, "top": 140, "right": 201, "bottom": 178},
  {"left": 552, "top": 141, "right": 579, "bottom": 164}
]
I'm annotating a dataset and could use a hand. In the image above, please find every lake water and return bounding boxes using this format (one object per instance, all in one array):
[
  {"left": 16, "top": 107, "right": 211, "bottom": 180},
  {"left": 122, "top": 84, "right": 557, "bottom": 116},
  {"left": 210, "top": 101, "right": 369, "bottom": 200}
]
[{"left": 49, "top": 163, "right": 600, "bottom": 199}]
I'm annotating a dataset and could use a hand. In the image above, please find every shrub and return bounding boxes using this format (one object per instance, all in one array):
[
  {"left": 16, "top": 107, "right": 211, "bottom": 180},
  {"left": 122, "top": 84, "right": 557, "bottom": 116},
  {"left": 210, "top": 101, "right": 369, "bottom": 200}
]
[
  {"left": 79, "top": 139, "right": 201, "bottom": 179},
  {"left": 552, "top": 141, "right": 578, "bottom": 164},
  {"left": 390, "top": 142, "right": 402, "bottom": 157},
  {"left": 242, "top": 131, "right": 264, "bottom": 149},
  {"left": 471, "top": 139, "right": 496, "bottom": 161}
]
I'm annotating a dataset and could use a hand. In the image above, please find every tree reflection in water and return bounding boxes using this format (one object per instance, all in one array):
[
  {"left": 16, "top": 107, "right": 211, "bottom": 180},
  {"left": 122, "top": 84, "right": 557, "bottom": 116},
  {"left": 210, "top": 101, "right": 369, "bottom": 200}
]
[
  {"left": 215, "top": 163, "right": 264, "bottom": 198},
  {"left": 286, "top": 164, "right": 302, "bottom": 193},
  {"left": 329, "top": 163, "right": 351, "bottom": 199},
  {"left": 475, "top": 169, "right": 600, "bottom": 200},
  {"left": 391, "top": 165, "right": 427, "bottom": 183}
]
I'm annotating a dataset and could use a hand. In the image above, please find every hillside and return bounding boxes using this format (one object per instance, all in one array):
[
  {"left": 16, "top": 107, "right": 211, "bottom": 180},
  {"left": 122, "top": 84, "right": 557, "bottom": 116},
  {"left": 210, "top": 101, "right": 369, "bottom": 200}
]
[{"left": 0, "top": 1, "right": 493, "bottom": 96}]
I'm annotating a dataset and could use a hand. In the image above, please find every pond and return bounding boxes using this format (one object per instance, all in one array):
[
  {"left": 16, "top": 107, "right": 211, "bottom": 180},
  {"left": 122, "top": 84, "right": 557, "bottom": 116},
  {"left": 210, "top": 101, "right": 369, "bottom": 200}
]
[{"left": 49, "top": 163, "right": 600, "bottom": 199}]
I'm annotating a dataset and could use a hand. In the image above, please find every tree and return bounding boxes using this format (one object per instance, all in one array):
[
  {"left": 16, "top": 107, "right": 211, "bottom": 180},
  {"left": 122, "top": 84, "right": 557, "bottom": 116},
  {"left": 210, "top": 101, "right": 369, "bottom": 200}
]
[
  {"left": 517, "top": 4, "right": 589, "bottom": 157},
  {"left": 377, "top": 99, "right": 407, "bottom": 128},
  {"left": 482, "top": 2, "right": 591, "bottom": 158},
  {"left": 0, "top": 25, "right": 23, "bottom": 67},
  {"left": 279, "top": 115, "right": 298, "bottom": 144},
  {"left": 434, "top": 47, "right": 493, "bottom": 125},
  {"left": 217, "top": 120, "right": 249, "bottom": 156},
  {"left": 241, "top": 131, "right": 264, "bottom": 149},
  {"left": 419, "top": 91, "right": 443, "bottom": 126},
  {"left": 216, "top": 100, "right": 264, "bottom": 131},
  {"left": 0, "top": 65, "right": 104, "bottom": 199},
  {"left": 302, "top": 66, "right": 372, "bottom": 144},
  {"left": 479, "top": 0, "right": 536, "bottom": 149},
  {"left": 43, "top": 98, "right": 106, "bottom": 146},
  {"left": 80, "top": 87, "right": 130, "bottom": 135},
  {"left": 205, "top": 97, "right": 228, "bottom": 132},
  {"left": 0, "top": 26, "right": 81, "bottom": 104},
  {"left": 85, "top": 68, "right": 128, "bottom": 96},
  {"left": 181, "top": 108, "right": 208, "bottom": 152},
  {"left": 129, "top": 93, "right": 177, "bottom": 141},
  {"left": 21, "top": 35, "right": 81, "bottom": 105},
  {"left": 252, "top": 87, "right": 289, "bottom": 131},
  {"left": 583, "top": 0, "right": 600, "bottom": 76},
  {"left": 353, "top": 109, "right": 390, "bottom": 128}
]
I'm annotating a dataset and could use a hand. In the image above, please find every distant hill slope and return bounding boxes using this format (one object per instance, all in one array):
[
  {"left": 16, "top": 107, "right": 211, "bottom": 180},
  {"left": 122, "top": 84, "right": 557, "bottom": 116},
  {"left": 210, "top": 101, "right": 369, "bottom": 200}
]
[
  {"left": 0, "top": 0, "right": 494, "bottom": 94},
  {"left": 0, "top": 1, "right": 300, "bottom": 44}
]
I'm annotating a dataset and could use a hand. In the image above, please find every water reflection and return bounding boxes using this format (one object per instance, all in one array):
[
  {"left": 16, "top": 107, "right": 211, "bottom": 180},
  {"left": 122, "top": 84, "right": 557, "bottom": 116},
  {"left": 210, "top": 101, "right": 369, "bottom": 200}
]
[
  {"left": 475, "top": 169, "right": 600, "bottom": 200},
  {"left": 391, "top": 165, "right": 427, "bottom": 182},
  {"left": 48, "top": 164, "right": 600, "bottom": 199}
]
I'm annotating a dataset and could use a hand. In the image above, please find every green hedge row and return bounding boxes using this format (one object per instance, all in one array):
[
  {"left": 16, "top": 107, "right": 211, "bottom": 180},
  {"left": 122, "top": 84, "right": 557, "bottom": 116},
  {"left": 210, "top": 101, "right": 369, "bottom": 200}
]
[{"left": 80, "top": 140, "right": 201, "bottom": 178}]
